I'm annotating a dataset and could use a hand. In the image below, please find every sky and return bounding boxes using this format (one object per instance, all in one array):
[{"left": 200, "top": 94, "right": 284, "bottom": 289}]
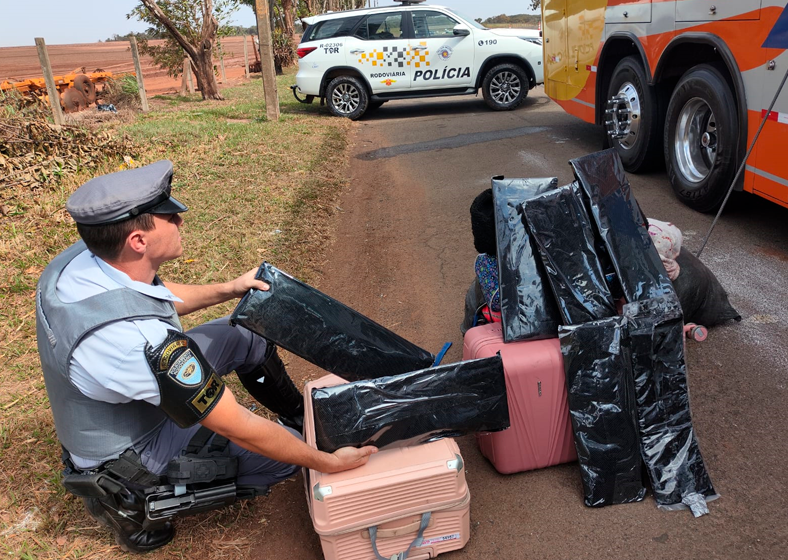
[{"left": 0, "top": 0, "right": 538, "bottom": 48}]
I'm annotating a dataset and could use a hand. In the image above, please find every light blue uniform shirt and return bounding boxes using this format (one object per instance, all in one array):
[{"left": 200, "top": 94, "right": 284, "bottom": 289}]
[{"left": 56, "top": 250, "right": 183, "bottom": 468}]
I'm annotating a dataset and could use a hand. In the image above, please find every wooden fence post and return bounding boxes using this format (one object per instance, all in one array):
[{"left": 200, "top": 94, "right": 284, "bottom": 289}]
[
  {"left": 254, "top": 0, "right": 280, "bottom": 121},
  {"left": 129, "top": 37, "right": 149, "bottom": 112},
  {"left": 34, "top": 38, "right": 64, "bottom": 126},
  {"left": 184, "top": 59, "right": 195, "bottom": 94},
  {"left": 219, "top": 44, "right": 227, "bottom": 83},
  {"left": 243, "top": 35, "right": 250, "bottom": 79}
]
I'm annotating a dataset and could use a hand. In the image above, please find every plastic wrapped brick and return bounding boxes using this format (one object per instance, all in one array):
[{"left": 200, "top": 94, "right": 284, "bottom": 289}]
[
  {"left": 311, "top": 355, "right": 510, "bottom": 452},
  {"left": 570, "top": 150, "right": 675, "bottom": 303},
  {"left": 523, "top": 183, "right": 616, "bottom": 325},
  {"left": 623, "top": 295, "right": 718, "bottom": 516},
  {"left": 230, "top": 263, "right": 434, "bottom": 382},
  {"left": 492, "top": 176, "right": 562, "bottom": 342},
  {"left": 559, "top": 317, "right": 646, "bottom": 507}
]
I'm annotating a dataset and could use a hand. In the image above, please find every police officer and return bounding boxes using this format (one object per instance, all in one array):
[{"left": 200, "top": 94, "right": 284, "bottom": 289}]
[{"left": 36, "top": 161, "right": 377, "bottom": 553}]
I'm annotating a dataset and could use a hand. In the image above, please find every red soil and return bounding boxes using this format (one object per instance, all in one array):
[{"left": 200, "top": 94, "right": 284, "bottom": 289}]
[{"left": 0, "top": 36, "right": 256, "bottom": 96}]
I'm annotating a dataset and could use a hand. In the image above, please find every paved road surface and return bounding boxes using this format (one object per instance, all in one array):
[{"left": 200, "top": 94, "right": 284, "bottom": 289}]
[{"left": 248, "top": 87, "right": 788, "bottom": 560}]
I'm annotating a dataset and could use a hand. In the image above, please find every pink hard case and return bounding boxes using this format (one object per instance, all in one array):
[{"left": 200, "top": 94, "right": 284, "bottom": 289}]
[
  {"left": 304, "top": 374, "right": 471, "bottom": 560},
  {"left": 463, "top": 323, "right": 577, "bottom": 474}
]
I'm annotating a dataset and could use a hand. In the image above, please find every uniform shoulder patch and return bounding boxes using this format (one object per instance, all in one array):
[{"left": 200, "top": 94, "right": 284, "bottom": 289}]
[{"left": 145, "top": 330, "right": 225, "bottom": 428}]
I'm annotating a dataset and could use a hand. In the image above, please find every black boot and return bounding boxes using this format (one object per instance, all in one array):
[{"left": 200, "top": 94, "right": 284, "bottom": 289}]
[
  {"left": 238, "top": 343, "right": 304, "bottom": 433},
  {"left": 84, "top": 490, "right": 174, "bottom": 553}
]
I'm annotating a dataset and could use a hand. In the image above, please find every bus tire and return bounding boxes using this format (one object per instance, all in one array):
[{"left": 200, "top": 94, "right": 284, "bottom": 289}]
[
  {"left": 606, "top": 56, "right": 662, "bottom": 172},
  {"left": 664, "top": 64, "right": 738, "bottom": 213}
]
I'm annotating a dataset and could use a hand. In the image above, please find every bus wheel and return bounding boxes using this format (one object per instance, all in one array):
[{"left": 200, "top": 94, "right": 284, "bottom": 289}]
[
  {"left": 664, "top": 64, "right": 738, "bottom": 213},
  {"left": 605, "top": 56, "right": 662, "bottom": 172}
]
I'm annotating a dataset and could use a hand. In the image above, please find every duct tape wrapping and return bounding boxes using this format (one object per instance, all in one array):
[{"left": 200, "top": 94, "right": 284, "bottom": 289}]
[
  {"left": 230, "top": 263, "right": 434, "bottom": 382},
  {"left": 559, "top": 318, "right": 647, "bottom": 507},
  {"left": 570, "top": 150, "right": 675, "bottom": 303},
  {"left": 523, "top": 183, "right": 617, "bottom": 325},
  {"left": 623, "top": 295, "right": 718, "bottom": 517},
  {"left": 492, "top": 176, "right": 562, "bottom": 342},
  {"left": 311, "top": 355, "right": 510, "bottom": 452}
]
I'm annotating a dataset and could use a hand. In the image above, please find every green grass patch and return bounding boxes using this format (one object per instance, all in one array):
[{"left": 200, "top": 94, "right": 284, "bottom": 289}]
[{"left": 0, "top": 66, "right": 351, "bottom": 559}]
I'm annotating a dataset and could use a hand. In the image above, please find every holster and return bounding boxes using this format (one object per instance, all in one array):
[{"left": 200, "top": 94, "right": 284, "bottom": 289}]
[
  {"left": 166, "top": 425, "right": 238, "bottom": 484},
  {"left": 62, "top": 472, "right": 125, "bottom": 498},
  {"left": 61, "top": 428, "right": 264, "bottom": 527}
]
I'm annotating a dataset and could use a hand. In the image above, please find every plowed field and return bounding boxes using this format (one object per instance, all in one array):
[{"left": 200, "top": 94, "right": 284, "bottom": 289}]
[{"left": 0, "top": 36, "right": 254, "bottom": 96}]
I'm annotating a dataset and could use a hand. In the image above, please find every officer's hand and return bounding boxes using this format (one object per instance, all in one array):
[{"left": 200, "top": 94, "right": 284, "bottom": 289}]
[
  {"left": 230, "top": 267, "right": 269, "bottom": 298},
  {"left": 326, "top": 446, "right": 378, "bottom": 473}
]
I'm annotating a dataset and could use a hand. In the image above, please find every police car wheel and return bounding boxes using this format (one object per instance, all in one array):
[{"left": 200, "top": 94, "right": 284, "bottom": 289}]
[
  {"left": 326, "top": 76, "right": 369, "bottom": 120},
  {"left": 664, "top": 64, "right": 739, "bottom": 213},
  {"left": 606, "top": 56, "right": 662, "bottom": 173},
  {"left": 482, "top": 63, "right": 527, "bottom": 111}
]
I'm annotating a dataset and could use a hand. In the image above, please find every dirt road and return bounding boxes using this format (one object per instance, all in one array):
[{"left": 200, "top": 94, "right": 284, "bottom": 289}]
[{"left": 245, "top": 89, "right": 788, "bottom": 560}]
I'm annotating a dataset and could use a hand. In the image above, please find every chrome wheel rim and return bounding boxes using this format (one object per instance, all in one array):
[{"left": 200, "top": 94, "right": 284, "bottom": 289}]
[
  {"left": 606, "top": 82, "right": 641, "bottom": 149},
  {"left": 490, "top": 71, "right": 521, "bottom": 105},
  {"left": 331, "top": 83, "right": 360, "bottom": 115},
  {"left": 674, "top": 97, "right": 716, "bottom": 183}
]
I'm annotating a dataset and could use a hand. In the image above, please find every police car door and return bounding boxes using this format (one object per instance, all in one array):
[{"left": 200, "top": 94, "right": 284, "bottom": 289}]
[
  {"left": 346, "top": 11, "right": 411, "bottom": 93},
  {"left": 408, "top": 9, "right": 475, "bottom": 90}
]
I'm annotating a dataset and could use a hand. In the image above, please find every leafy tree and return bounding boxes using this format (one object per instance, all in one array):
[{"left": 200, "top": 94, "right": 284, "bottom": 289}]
[
  {"left": 530, "top": 0, "right": 540, "bottom": 9},
  {"left": 129, "top": 0, "right": 240, "bottom": 100}
]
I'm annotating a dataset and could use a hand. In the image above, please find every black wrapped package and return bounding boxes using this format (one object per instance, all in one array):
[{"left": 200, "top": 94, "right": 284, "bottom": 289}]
[
  {"left": 492, "top": 176, "right": 562, "bottom": 342},
  {"left": 522, "top": 183, "right": 616, "bottom": 325},
  {"left": 570, "top": 150, "right": 675, "bottom": 303},
  {"left": 230, "top": 263, "right": 434, "bottom": 382},
  {"left": 311, "top": 355, "right": 509, "bottom": 452},
  {"left": 673, "top": 250, "right": 741, "bottom": 326},
  {"left": 623, "top": 295, "right": 717, "bottom": 516},
  {"left": 559, "top": 318, "right": 646, "bottom": 507}
]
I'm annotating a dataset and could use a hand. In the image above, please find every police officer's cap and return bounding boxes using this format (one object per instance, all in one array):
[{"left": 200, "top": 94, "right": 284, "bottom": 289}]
[{"left": 66, "top": 160, "right": 188, "bottom": 225}]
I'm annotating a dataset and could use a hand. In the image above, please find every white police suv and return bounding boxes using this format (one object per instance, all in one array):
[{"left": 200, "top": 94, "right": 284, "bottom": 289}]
[{"left": 292, "top": 0, "right": 543, "bottom": 119}]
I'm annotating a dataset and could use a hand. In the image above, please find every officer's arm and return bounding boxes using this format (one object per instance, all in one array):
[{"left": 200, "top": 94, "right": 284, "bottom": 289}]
[
  {"left": 164, "top": 267, "right": 268, "bottom": 315},
  {"left": 200, "top": 387, "right": 377, "bottom": 473}
]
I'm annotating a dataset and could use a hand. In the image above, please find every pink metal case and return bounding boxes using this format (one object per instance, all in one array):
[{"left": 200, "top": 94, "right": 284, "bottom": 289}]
[
  {"left": 304, "top": 374, "right": 471, "bottom": 560},
  {"left": 463, "top": 323, "right": 577, "bottom": 474}
]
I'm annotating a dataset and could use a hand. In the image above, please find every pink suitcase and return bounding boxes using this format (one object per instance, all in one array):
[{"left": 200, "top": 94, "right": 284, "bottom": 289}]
[
  {"left": 304, "top": 374, "right": 471, "bottom": 560},
  {"left": 463, "top": 323, "right": 577, "bottom": 474}
]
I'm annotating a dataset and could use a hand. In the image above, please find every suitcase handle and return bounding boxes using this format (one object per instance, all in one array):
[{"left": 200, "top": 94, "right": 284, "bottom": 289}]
[
  {"left": 367, "top": 512, "right": 432, "bottom": 560},
  {"left": 361, "top": 514, "right": 434, "bottom": 540}
]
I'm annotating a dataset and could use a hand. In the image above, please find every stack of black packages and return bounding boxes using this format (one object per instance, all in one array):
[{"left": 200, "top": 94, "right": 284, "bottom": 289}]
[
  {"left": 522, "top": 181, "right": 644, "bottom": 507},
  {"left": 522, "top": 149, "right": 716, "bottom": 516},
  {"left": 231, "top": 263, "right": 510, "bottom": 452}
]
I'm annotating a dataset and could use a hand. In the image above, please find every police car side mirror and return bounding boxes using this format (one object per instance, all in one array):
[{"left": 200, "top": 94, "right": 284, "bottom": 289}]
[{"left": 453, "top": 24, "right": 470, "bottom": 37}]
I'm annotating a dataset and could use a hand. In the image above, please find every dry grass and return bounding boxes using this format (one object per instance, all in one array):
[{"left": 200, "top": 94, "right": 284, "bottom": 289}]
[{"left": 0, "top": 67, "right": 351, "bottom": 559}]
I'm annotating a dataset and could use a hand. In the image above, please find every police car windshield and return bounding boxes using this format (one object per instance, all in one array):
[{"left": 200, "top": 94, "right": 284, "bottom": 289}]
[{"left": 446, "top": 8, "right": 486, "bottom": 29}]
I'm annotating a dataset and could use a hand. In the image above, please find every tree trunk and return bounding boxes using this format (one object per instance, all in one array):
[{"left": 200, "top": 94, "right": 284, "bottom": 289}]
[
  {"left": 281, "top": 0, "right": 296, "bottom": 38},
  {"left": 139, "top": 0, "right": 224, "bottom": 100},
  {"left": 193, "top": 38, "right": 223, "bottom": 100}
]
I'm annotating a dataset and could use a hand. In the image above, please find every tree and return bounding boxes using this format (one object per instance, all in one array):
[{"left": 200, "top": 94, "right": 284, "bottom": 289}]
[
  {"left": 129, "top": 0, "right": 240, "bottom": 100},
  {"left": 530, "top": 0, "right": 540, "bottom": 10}
]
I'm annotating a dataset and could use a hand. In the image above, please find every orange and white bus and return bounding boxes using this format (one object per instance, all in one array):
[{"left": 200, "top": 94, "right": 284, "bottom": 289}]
[{"left": 542, "top": 0, "right": 788, "bottom": 212}]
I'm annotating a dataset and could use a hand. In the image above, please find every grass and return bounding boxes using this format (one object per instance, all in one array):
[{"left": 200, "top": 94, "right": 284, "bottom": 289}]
[{"left": 0, "top": 67, "right": 352, "bottom": 559}]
